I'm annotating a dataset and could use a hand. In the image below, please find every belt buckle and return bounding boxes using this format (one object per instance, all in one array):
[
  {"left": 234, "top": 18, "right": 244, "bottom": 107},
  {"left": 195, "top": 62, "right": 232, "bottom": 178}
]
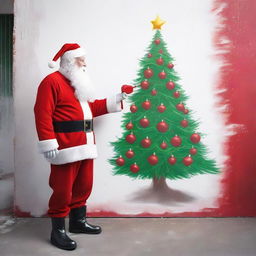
[
  {"left": 84, "top": 119, "right": 87, "bottom": 132},
  {"left": 84, "top": 119, "right": 92, "bottom": 132}
]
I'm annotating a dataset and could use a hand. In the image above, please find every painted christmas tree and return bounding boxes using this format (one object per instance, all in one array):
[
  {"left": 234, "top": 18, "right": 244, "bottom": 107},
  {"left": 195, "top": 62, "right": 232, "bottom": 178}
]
[{"left": 109, "top": 16, "right": 219, "bottom": 190}]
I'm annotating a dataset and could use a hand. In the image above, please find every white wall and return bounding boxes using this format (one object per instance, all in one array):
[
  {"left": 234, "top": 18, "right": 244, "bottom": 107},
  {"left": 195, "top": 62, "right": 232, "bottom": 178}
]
[{"left": 14, "top": 0, "right": 226, "bottom": 216}]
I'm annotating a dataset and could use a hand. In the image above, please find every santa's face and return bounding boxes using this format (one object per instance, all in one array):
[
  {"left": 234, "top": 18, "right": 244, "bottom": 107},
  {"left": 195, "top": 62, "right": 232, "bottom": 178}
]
[
  {"left": 75, "top": 56, "right": 86, "bottom": 68},
  {"left": 59, "top": 55, "right": 95, "bottom": 102}
]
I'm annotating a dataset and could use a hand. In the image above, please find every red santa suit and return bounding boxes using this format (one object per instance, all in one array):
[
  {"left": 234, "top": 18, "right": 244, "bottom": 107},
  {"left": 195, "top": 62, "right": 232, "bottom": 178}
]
[{"left": 34, "top": 70, "right": 123, "bottom": 217}]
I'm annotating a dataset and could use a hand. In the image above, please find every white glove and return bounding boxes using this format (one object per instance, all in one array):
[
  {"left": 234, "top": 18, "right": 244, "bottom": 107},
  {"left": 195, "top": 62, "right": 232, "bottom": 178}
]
[
  {"left": 116, "top": 92, "right": 126, "bottom": 103},
  {"left": 44, "top": 148, "right": 59, "bottom": 159}
]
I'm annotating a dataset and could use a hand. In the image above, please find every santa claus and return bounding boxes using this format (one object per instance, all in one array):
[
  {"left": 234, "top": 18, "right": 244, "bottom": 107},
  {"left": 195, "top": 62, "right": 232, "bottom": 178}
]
[{"left": 34, "top": 43, "right": 131, "bottom": 250}]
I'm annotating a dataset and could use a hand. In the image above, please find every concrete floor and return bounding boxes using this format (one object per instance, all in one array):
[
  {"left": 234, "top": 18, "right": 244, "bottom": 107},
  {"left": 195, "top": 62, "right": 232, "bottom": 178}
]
[{"left": 0, "top": 217, "right": 256, "bottom": 256}]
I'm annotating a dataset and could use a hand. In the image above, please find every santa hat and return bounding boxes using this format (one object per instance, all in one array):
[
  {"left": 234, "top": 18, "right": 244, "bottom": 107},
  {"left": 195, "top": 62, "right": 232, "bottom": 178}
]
[{"left": 48, "top": 43, "right": 86, "bottom": 68}]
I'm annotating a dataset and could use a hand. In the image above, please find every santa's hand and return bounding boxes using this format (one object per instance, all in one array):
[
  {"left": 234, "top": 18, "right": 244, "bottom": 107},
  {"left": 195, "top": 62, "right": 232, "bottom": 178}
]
[
  {"left": 121, "top": 85, "right": 134, "bottom": 94},
  {"left": 116, "top": 92, "right": 126, "bottom": 103},
  {"left": 44, "top": 148, "right": 59, "bottom": 159}
]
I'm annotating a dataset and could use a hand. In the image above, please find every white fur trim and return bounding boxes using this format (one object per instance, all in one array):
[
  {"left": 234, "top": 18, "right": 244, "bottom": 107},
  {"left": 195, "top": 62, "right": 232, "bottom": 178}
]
[
  {"left": 79, "top": 101, "right": 93, "bottom": 119},
  {"left": 48, "top": 61, "right": 56, "bottom": 68},
  {"left": 63, "top": 47, "right": 86, "bottom": 60},
  {"left": 107, "top": 94, "right": 123, "bottom": 113},
  {"left": 38, "top": 139, "right": 59, "bottom": 153},
  {"left": 48, "top": 144, "right": 98, "bottom": 165},
  {"left": 86, "top": 132, "right": 94, "bottom": 144}
]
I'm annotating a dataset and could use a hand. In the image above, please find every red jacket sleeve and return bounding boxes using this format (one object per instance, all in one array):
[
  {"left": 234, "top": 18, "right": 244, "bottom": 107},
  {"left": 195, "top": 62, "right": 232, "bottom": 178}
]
[
  {"left": 34, "top": 77, "right": 59, "bottom": 153},
  {"left": 89, "top": 95, "right": 123, "bottom": 118},
  {"left": 89, "top": 99, "right": 108, "bottom": 117}
]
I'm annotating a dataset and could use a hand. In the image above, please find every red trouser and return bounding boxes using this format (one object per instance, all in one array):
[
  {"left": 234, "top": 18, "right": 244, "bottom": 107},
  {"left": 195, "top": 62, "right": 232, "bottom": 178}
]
[{"left": 48, "top": 159, "right": 94, "bottom": 218}]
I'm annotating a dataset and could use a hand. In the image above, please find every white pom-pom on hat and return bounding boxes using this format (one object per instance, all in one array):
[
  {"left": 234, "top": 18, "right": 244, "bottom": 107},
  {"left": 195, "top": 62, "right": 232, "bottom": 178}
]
[{"left": 48, "top": 60, "right": 57, "bottom": 68}]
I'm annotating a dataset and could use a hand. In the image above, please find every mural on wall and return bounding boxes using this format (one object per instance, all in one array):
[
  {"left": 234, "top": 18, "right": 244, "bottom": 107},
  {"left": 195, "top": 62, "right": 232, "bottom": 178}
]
[
  {"left": 109, "top": 16, "right": 219, "bottom": 203},
  {"left": 13, "top": 0, "right": 256, "bottom": 217}
]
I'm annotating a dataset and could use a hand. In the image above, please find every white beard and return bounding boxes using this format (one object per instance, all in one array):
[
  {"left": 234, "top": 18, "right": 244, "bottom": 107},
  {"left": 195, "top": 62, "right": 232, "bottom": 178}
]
[{"left": 59, "top": 64, "right": 96, "bottom": 102}]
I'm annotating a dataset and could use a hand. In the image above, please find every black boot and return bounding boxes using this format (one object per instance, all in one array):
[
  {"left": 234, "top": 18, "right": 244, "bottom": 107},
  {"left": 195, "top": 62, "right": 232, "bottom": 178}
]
[
  {"left": 50, "top": 217, "right": 77, "bottom": 250},
  {"left": 69, "top": 206, "right": 102, "bottom": 234}
]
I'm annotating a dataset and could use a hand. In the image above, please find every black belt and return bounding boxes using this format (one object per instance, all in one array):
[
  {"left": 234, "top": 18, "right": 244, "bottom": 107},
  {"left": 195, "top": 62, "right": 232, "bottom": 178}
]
[{"left": 53, "top": 120, "right": 93, "bottom": 133}]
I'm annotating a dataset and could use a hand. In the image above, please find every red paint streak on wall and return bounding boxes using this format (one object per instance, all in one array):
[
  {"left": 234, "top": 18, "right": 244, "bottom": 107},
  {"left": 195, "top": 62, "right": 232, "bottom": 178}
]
[
  {"left": 14, "top": 206, "right": 32, "bottom": 217},
  {"left": 212, "top": 0, "right": 256, "bottom": 216},
  {"left": 86, "top": 209, "right": 225, "bottom": 218}
]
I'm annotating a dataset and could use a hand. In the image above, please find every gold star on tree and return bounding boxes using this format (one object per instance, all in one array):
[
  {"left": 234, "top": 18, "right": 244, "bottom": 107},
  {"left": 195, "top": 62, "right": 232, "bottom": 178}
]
[{"left": 151, "top": 15, "right": 166, "bottom": 30}]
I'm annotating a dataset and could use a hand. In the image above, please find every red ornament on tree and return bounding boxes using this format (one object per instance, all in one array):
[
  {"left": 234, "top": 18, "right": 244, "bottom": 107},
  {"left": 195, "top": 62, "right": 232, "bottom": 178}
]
[
  {"left": 157, "top": 103, "right": 166, "bottom": 113},
  {"left": 168, "top": 155, "right": 176, "bottom": 165},
  {"left": 173, "top": 91, "right": 180, "bottom": 98},
  {"left": 160, "top": 141, "right": 168, "bottom": 149},
  {"left": 126, "top": 133, "right": 136, "bottom": 144},
  {"left": 140, "top": 116, "right": 150, "bottom": 127},
  {"left": 183, "top": 109, "right": 189, "bottom": 114},
  {"left": 183, "top": 155, "right": 193, "bottom": 166},
  {"left": 116, "top": 156, "right": 125, "bottom": 166},
  {"left": 130, "top": 104, "right": 138, "bottom": 113},
  {"left": 158, "top": 70, "right": 166, "bottom": 79},
  {"left": 180, "top": 119, "right": 188, "bottom": 128},
  {"left": 126, "top": 149, "right": 135, "bottom": 158},
  {"left": 141, "top": 137, "right": 151, "bottom": 148},
  {"left": 190, "top": 147, "right": 197, "bottom": 155},
  {"left": 154, "top": 38, "right": 161, "bottom": 45},
  {"left": 151, "top": 89, "right": 157, "bottom": 96},
  {"left": 142, "top": 99, "right": 151, "bottom": 110},
  {"left": 148, "top": 153, "right": 158, "bottom": 165},
  {"left": 147, "top": 53, "right": 152, "bottom": 58},
  {"left": 166, "top": 81, "right": 175, "bottom": 90},
  {"left": 159, "top": 49, "right": 163, "bottom": 54},
  {"left": 190, "top": 133, "right": 201, "bottom": 144},
  {"left": 130, "top": 163, "right": 140, "bottom": 173},
  {"left": 126, "top": 121, "right": 133, "bottom": 130},
  {"left": 156, "top": 57, "right": 164, "bottom": 65},
  {"left": 157, "top": 120, "right": 169, "bottom": 133},
  {"left": 176, "top": 103, "right": 185, "bottom": 112},
  {"left": 140, "top": 80, "right": 149, "bottom": 90},
  {"left": 171, "top": 135, "right": 182, "bottom": 147},
  {"left": 167, "top": 63, "right": 174, "bottom": 69},
  {"left": 144, "top": 67, "right": 153, "bottom": 78}
]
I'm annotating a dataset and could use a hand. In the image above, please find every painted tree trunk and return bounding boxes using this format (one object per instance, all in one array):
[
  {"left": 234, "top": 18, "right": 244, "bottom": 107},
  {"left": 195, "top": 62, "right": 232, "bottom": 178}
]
[{"left": 152, "top": 177, "right": 169, "bottom": 191}]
